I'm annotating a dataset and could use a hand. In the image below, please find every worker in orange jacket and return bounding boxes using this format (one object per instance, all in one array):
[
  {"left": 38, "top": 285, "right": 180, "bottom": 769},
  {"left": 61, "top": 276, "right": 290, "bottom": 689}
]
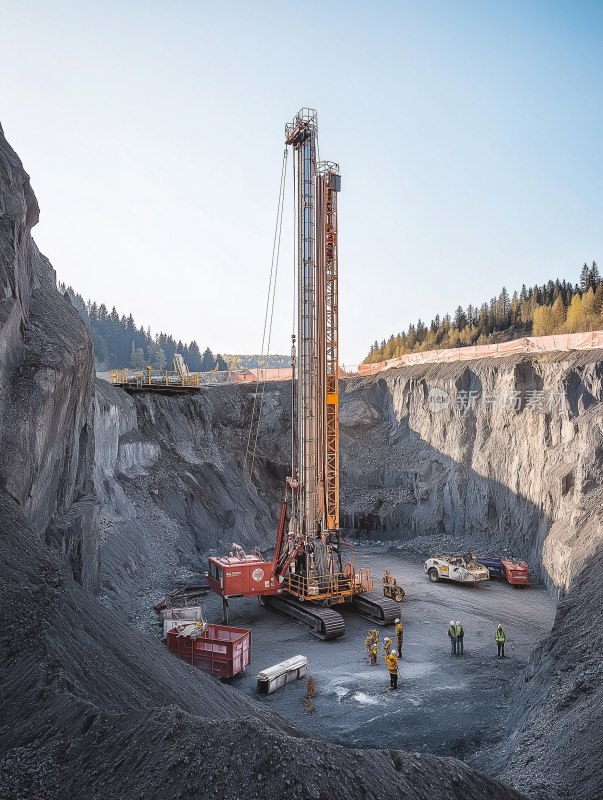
[{"left": 384, "top": 649, "right": 399, "bottom": 689}]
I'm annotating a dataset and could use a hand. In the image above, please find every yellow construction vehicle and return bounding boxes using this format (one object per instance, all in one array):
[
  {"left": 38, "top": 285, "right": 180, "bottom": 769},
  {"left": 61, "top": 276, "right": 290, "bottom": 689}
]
[{"left": 383, "top": 570, "right": 405, "bottom": 602}]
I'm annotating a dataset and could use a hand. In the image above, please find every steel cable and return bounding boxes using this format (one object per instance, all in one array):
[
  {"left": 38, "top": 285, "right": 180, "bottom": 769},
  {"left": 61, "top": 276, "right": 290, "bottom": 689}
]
[{"left": 244, "top": 148, "right": 288, "bottom": 478}]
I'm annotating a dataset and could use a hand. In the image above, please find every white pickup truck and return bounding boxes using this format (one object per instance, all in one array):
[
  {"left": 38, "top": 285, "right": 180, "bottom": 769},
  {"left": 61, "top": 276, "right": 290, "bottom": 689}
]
[{"left": 424, "top": 554, "right": 489, "bottom": 584}]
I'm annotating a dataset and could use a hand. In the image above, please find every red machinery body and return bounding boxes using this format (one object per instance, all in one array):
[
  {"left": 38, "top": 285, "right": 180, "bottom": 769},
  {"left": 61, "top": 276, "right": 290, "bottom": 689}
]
[
  {"left": 208, "top": 554, "right": 280, "bottom": 598},
  {"left": 501, "top": 559, "right": 529, "bottom": 585}
]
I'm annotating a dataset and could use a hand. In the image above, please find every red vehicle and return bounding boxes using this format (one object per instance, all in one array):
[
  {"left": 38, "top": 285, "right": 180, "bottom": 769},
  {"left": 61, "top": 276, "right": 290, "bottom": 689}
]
[{"left": 501, "top": 559, "right": 529, "bottom": 586}]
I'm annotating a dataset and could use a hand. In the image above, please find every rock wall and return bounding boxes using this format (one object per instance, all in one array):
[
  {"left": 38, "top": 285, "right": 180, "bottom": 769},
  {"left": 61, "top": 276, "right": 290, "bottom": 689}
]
[
  {"left": 0, "top": 123, "right": 98, "bottom": 589},
  {"left": 93, "top": 354, "right": 603, "bottom": 800},
  {"left": 339, "top": 354, "right": 603, "bottom": 590},
  {"left": 478, "top": 545, "right": 603, "bottom": 800},
  {"left": 99, "top": 353, "right": 603, "bottom": 593},
  {"left": 0, "top": 123, "right": 526, "bottom": 800}
]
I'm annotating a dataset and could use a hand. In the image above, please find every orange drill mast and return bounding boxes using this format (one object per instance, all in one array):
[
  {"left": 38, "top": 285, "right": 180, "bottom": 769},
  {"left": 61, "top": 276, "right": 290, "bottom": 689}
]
[{"left": 208, "top": 110, "right": 388, "bottom": 636}]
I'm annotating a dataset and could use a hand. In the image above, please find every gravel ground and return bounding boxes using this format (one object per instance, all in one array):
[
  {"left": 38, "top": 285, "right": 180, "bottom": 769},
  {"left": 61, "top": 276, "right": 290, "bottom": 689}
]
[{"left": 142, "top": 547, "right": 554, "bottom": 762}]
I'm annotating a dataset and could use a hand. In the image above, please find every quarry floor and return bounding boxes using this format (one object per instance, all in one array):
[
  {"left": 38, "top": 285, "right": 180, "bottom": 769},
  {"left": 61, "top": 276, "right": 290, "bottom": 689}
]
[{"left": 157, "top": 548, "right": 556, "bottom": 761}]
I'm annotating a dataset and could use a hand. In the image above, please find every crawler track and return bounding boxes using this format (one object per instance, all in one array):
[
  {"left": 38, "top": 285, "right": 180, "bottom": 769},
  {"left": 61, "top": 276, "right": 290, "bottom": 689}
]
[
  {"left": 264, "top": 595, "right": 345, "bottom": 640},
  {"left": 352, "top": 591, "right": 400, "bottom": 625}
]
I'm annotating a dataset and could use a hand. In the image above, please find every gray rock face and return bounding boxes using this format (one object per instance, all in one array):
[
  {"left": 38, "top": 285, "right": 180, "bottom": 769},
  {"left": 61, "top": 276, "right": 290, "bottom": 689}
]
[
  {"left": 101, "top": 355, "right": 602, "bottom": 592},
  {"left": 93, "top": 380, "right": 136, "bottom": 521},
  {"left": 338, "top": 356, "right": 603, "bottom": 591},
  {"left": 0, "top": 123, "right": 97, "bottom": 587},
  {"left": 0, "top": 124, "right": 527, "bottom": 800},
  {"left": 94, "top": 354, "right": 603, "bottom": 800},
  {"left": 477, "top": 545, "right": 603, "bottom": 800}
]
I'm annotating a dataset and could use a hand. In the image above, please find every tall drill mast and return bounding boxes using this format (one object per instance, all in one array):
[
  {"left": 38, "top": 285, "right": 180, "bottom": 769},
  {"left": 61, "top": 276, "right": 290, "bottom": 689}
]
[
  {"left": 285, "top": 109, "right": 341, "bottom": 546},
  {"left": 208, "top": 109, "right": 399, "bottom": 638},
  {"left": 317, "top": 161, "right": 341, "bottom": 533}
]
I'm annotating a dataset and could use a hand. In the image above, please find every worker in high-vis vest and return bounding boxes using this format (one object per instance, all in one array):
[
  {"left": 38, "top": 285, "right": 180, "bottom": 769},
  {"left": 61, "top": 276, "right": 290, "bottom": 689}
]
[
  {"left": 455, "top": 621, "right": 464, "bottom": 655},
  {"left": 382, "top": 637, "right": 392, "bottom": 658},
  {"left": 365, "top": 629, "right": 379, "bottom": 661},
  {"left": 384, "top": 649, "right": 399, "bottom": 689},
  {"left": 395, "top": 618, "right": 404, "bottom": 657},
  {"left": 448, "top": 620, "right": 457, "bottom": 655},
  {"left": 369, "top": 641, "right": 378, "bottom": 665},
  {"left": 495, "top": 624, "right": 506, "bottom": 657}
]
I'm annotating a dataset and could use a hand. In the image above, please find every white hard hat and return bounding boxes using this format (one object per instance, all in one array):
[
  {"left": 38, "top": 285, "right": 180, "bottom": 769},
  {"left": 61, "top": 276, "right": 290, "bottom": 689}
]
[
  {"left": 395, "top": 618, "right": 400, "bottom": 623},
  {"left": 390, "top": 649, "right": 396, "bottom": 655},
  {"left": 450, "top": 620, "right": 455, "bottom": 626},
  {"left": 456, "top": 621, "right": 460, "bottom": 625}
]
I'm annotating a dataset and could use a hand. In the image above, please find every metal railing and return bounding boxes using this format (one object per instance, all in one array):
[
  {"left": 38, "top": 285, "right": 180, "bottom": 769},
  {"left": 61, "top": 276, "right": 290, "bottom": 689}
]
[
  {"left": 106, "top": 364, "right": 363, "bottom": 389},
  {"left": 284, "top": 566, "right": 373, "bottom": 602}
]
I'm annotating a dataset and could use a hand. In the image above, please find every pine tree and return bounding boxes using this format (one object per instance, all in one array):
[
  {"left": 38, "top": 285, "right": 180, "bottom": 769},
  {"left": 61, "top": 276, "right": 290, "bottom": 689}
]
[
  {"left": 453, "top": 306, "right": 467, "bottom": 330},
  {"left": 406, "top": 326, "right": 416, "bottom": 351},
  {"left": 566, "top": 294, "right": 583, "bottom": 333},
  {"left": 581, "top": 287, "right": 597, "bottom": 327},
  {"left": 155, "top": 347, "right": 167, "bottom": 370},
  {"left": 383, "top": 335, "right": 396, "bottom": 360},
  {"left": 130, "top": 342, "right": 146, "bottom": 368},
  {"left": 550, "top": 296, "right": 566, "bottom": 330},
  {"left": 589, "top": 261, "right": 600, "bottom": 290},
  {"left": 201, "top": 347, "right": 215, "bottom": 372},
  {"left": 497, "top": 287, "right": 510, "bottom": 326},
  {"left": 533, "top": 306, "right": 554, "bottom": 336}
]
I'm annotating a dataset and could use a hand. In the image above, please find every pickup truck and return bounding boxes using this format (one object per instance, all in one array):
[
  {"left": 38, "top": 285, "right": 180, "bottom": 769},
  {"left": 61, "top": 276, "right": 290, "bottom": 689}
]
[{"left": 424, "top": 554, "right": 489, "bottom": 584}]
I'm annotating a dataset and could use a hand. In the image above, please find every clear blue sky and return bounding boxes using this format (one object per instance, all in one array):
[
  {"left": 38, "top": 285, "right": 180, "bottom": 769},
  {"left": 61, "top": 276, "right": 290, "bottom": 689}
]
[{"left": 2, "top": 0, "right": 601, "bottom": 364}]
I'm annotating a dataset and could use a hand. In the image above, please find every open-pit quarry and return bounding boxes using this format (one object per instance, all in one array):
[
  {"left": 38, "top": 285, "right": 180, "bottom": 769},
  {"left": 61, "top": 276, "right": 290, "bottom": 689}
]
[{"left": 1, "top": 124, "right": 602, "bottom": 800}]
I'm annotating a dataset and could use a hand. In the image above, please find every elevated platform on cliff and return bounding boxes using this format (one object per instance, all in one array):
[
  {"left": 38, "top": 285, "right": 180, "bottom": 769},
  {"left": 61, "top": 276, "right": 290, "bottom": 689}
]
[{"left": 108, "top": 368, "right": 204, "bottom": 393}]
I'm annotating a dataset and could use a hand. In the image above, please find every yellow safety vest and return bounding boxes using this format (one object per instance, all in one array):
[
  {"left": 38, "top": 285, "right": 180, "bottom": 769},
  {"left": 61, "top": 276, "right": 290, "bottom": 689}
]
[
  {"left": 496, "top": 628, "right": 506, "bottom": 642},
  {"left": 385, "top": 653, "right": 398, "bottom": 673}
]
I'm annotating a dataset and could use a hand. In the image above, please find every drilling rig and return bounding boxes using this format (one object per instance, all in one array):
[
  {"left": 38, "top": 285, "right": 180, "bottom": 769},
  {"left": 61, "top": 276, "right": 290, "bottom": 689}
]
[{"left": 207, "top": 109, "right": 399, "bottom": 639}]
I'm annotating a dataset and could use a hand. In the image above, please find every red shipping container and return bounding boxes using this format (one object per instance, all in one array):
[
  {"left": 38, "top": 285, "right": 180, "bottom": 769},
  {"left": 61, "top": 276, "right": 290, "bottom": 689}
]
[{"left": 166, "top": 623, "right": 251, "bottom": 678}]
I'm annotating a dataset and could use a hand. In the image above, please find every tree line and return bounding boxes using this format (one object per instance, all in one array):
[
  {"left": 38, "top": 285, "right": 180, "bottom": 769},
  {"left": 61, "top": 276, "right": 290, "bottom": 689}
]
[
  {"left": 225, "top": 354, "right": 291, "bottom": 369},
  {"left": 364, "top": 262, "right": 600, "bottom": 363},
  {"left": 60, "top": 284, "right": 227, "bottom": 372}
]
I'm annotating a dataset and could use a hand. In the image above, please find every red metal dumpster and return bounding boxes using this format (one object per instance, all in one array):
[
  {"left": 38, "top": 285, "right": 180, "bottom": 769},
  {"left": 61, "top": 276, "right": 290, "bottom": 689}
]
[
  {"left": 166, "top": 623, "right": 251, "bottom": 678},
  {"left": 501, "top": 559, "right": 529, "bottom": 586}
]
